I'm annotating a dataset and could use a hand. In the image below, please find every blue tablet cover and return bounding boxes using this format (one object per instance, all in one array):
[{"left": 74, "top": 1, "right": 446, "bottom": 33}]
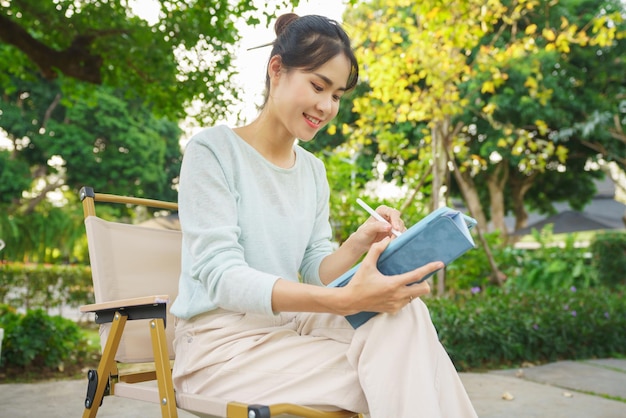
[{"left": 327, "top": 207, "right": 477, "bottom": 328}]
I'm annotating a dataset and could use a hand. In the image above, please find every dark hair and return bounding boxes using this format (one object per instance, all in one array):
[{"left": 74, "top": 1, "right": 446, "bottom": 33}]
[{"left": 263, "top": 13, "right": 359, "bottom": 104}]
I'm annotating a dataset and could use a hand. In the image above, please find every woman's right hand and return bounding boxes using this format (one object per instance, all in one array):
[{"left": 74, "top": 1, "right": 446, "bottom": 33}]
[
  {"left": 337, "top": 237, "right": 438, "bottom": 316},
  {"left": 271, "top": 238, "right": 438, "bottom": 315}
]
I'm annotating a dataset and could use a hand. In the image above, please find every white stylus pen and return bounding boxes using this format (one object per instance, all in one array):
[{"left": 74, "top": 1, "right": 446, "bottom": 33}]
[{"left": 356, "top": 198, "right": 403, "bottom": 237}]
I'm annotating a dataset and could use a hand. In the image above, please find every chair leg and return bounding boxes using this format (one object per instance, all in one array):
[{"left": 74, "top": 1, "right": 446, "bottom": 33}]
[
  {"left": 150, "top": 318, "right": 178, "bottom": 418},
  {"left": 82, "top": 312, "right": 128, "bottom": 418}
]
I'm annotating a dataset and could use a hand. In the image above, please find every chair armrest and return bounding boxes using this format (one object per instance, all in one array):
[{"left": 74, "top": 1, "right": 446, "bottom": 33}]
[
  {"left": 80, "top": 295, "right": 170, "bottom": 313},
  {"left": 80, "top": 295, "right": 170, "bottom": 325}
]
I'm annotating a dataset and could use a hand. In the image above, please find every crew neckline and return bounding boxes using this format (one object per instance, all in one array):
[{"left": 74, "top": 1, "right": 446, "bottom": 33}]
[{"left": 224, "top": 125, "right": 299, "bottom": 171}]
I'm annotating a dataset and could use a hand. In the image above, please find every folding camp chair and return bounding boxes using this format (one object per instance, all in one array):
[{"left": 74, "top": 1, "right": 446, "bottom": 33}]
[{"left": 78, "top": 187, "right": 362, "bottom": 418}]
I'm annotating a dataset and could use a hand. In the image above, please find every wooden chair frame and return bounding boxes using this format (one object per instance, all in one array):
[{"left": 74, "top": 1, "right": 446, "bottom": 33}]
[{"left": 78, "top": 186, "right": 361, "bottom": 418}]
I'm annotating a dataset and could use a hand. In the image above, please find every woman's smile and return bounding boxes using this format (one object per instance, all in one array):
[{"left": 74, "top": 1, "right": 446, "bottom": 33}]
[{"left": 304, "top": 113, "right": 322, "bottom": 128}]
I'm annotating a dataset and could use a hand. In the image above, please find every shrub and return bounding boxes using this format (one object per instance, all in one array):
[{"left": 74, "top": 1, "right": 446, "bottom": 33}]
[
  {"left": 0, "top": 262, "right": 93, "bottom": 311},
  {"left": 0, "top": 305, "right": 92, "bottom": 370},
  {"left": 506, "top": 229, "right": 598, "bottom": 292},
  {"left": 445, "top": 231, "right": 524, "bottom": 291},
  {"left": 590, "top": 231, "right": 626, "bottom": 288},
  {"left": 447, "top": 227, "right": 598, "bottom": 293},
  {"left": 428, "top": 285, "right": 626, "bottom": 371}
]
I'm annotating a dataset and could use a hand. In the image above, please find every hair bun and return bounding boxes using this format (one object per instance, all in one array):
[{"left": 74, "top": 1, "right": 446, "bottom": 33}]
[{"left": 274, "top": 13, "right": 299, "bottom": 36}]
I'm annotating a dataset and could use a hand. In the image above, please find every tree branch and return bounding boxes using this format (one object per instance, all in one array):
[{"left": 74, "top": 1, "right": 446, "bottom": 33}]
[
  {"left": 22, "top": 179, "right": 65, "bottom": 215},
  {"left": 581, "top": 139, "right": 626, "bottom": 167},
  {"left": 610, "top": 114, "right": 626, "bottom": 145},
  {"left": 400, "top": 165, "right": 433, "bottom": 214},
  {"left": 0, "top": 14, "right": 104, "bottom": 84},
  {"left": 42, "top": 93, "right": 62, "bottom": 129}
]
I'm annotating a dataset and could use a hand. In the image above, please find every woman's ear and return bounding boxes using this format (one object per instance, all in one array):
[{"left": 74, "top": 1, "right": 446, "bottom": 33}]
[{"left": 267, "top": 55, "right": 283, "bottom": 81}]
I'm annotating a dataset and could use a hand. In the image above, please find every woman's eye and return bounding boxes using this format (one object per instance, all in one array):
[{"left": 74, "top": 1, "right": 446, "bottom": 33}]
[
  {"left": 311, "top": 83, "right": 323, "bottom": 92},
  {"left": 332, "top": 95, "right": 341, "bottom": 102}
]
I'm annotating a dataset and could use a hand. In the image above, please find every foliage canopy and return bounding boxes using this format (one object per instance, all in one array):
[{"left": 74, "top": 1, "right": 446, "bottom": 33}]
[
  {"left": 0, "top": 0, "right": 300, "bottom": 262},
  {"left": 0, "top": 0, "right": 298, "bottom": 122},
  {"left": 339, "top": 0, "right": 625, "bottom": 234}
]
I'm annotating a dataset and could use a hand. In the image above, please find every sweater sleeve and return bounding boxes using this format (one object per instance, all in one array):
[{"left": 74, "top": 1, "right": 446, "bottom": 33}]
[
  {"left": 173, "top": 132, "right": 280, "bottom": 318},
  {"left": 298, "top": 157, "right": 334, "bottom": 286}
]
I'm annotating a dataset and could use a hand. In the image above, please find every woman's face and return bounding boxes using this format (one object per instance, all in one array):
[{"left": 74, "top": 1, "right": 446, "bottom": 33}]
[{"left": 267, "top": 53, "right": 351, "bottom": 142}]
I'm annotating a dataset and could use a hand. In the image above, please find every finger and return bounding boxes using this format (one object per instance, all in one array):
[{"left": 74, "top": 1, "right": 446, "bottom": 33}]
[
  {"left": 397, "top": 261, "right": 444, "bottom": 286},
  {"left": 376, "top": 205, "right": 405, "bottom": 233},
  {"left": 361, "top": 236, "right": 391, "bottom": 267},
  {"left": 365, "top": 219, "right": 393, "bottom": 235},
  {"left": 393, "top": 218, "right": 406, "bottom": 233},
  {"left": 409, "top": 280, "right": 431, "bottom": 299},
  {"left": 358, "top": 220, "right": 393, "bottom": 244},
  {"left": 376, "top": 205, "right": 400, "bottom": 221}
]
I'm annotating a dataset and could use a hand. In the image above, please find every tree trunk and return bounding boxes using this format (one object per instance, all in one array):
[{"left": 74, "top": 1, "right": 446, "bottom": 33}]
[
  {"left": 457, "top": 169, "right": 488, "bottom": 227},
  {"left": 445, "top": 147, "right": 505, "bottom": 286},
  {"left": 431, "top": 121, "right": 449, "bottom": 295},
  {"left": 431, "top": 122, "right": 449, "bottom": 211},
  {"left": 456, "top": 168, "right": 505, "bottom": 285},
  {"left": 509, "top": 172, "right": 537, "bottom": 232},
  {"left": 486, "top": 162, "right": 509, "bottom": 238},
  {"left": 600, "top": 160, "right": 626, "bottom": 204}
]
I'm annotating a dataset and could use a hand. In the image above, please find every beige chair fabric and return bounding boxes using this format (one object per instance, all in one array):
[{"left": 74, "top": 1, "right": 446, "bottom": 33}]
[{"left": 84, "top": 216, "right": 182, "bottom": 363}]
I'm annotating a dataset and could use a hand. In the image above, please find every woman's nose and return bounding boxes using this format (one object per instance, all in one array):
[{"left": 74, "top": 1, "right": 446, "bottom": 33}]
[{"left": 316, "top": 95, "right": 332, "bottom": 114}]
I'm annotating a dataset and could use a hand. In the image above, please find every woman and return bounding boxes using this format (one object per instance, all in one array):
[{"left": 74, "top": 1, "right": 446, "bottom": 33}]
[{"left": 171, "top": 13, "right": 477, "bottom": 418}]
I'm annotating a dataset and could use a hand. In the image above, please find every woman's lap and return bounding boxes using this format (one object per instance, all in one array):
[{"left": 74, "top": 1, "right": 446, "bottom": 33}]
[
  {"left": 172, "top": 301, "right": 477, "bottom": 417},
  {"left": 172, "top": 309, "right": 367, "bottom": 412}
]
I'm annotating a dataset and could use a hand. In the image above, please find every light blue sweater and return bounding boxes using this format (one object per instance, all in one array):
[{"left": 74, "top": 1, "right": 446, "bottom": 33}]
[{"left": 170, "top": 125, "right": 335, "bottom": 319}]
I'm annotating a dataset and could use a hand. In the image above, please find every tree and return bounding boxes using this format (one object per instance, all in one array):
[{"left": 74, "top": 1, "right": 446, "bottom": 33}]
[
  {"left": 459, "top": 0, "right": 626, "bottom": 232},
  {"left": 0, "top": 149, "right": 31, "bottom": 204},
  {"left": 560, "top": 4, "right": 626, "bottom": 174},
  {"left": 343, "top": 0, "right": 624, "bottom": 287},
  {"left": 0, "top": 0, "right": 298, "bottom": 123},
  {"left": 0, "top": 74, "right": 183, "bottom": 261},
  {"left": 345, "top": 0, "right": 515, "bottom": 287},
  {"left": 0, "top": 0, "right": 301, "bottom": 262},
  {"left": 1, "top": 74, "right": 182, "bottom": 210}
]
